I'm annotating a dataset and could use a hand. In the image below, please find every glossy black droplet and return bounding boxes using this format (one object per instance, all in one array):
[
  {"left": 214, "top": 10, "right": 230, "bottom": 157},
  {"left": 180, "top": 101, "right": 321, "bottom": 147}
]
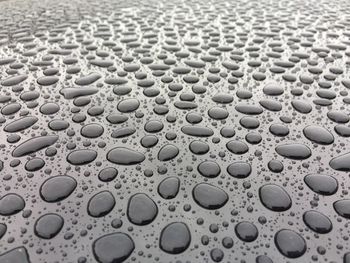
[
  {"left": 40, "top": 175, "right": 77, "bottom": 202},
  {"left": 158, "top": 144, "right": 179, "bottom": 161},
  {"left": 303, "top": 125, "right": 334, "bottom": 145},
  {"left": 88, "top": 191, "right": 116, "bottom": 217},
  {"left": 0, "top": 193, "right": 25, "bottom": 216},
  {"left": 330, "top": 152, "right": 350, "bottom": 171},
  {"left": 197, "top": 160, "right": 221, "bottom": 178},
  {"left": 304, "top": 174, "right": 338, "bottom": 195},
  {"left": 303, "top": 210, "right": 332, "bottom": 234},
  {"left": 227, "top": 161, "right": 252, "bottom": 178},
  {"left": 235, "top": 221, "right": 259, "bottom": 242},
  {"left": 158, "top": 177, "right": 180, "bottom": 199},
  {"left": 67, "top": 149, "right": 97, "bottom": 165},
  {"left": 34, "top": 213, "right": 64, "bottom": 239},
  {"left": 189, "top": 140, "right": 209, "bottom": 155},
  {"left": 12, "top": 135, "right": 58, "bottom": 157},
  {"left": 98, "top": 167, "right": 118, "bottom": 182},
  {"left": 0, "top": 247, "right": 30, "bottom": 263},
  {"left": 259, "top": 184, "right": 292, "bottom": 212},
  {"left": 127, "top": 193, "right": 158, "bottom": 225},
  {"left": 192, "top": 183, "right": 228, "bottom": 210},
  {"left": 81, "top": 123, "right": 104, "bottom": 138},
  {"left": 93, "top": 232, "right": 135, "bottom": 263},
  {"left": 274, "top": 229, "right": 306, "bottom": 258},
  {"left": 275, "top": 144, "right": 311, "bottom": 160},
  {"left": 107, "top": 147, "right": 145, "bottom": 165},
  {"left": 334, "top": 199, "right": 350, "bottom": 219},
  {"left": 226, "top": 140, "right": 249, "bottom": 154},
  {"left": 160, "top": 222, "right": 191, "bottom": 254}
]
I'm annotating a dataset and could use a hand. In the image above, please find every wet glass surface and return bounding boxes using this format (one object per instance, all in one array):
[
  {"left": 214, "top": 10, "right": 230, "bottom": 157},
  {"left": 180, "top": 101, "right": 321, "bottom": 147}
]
[{"left": 0, "top": 0, "right": 350, "bottom": 262}]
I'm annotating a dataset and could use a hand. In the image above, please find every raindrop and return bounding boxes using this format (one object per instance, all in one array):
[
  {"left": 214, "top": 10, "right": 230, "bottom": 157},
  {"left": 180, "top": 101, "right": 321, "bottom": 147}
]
[
  {"left": 160, "top": 222, "right": 191, "bottom": 254},
  {"left": 274, "top": 229, "right": 306, "bottom": 258}
]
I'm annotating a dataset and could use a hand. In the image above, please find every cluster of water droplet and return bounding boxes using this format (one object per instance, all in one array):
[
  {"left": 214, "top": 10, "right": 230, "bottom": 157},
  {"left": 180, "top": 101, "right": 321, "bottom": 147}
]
[{"left": 1, "top": 0, "right": 350, "bottom": 262}]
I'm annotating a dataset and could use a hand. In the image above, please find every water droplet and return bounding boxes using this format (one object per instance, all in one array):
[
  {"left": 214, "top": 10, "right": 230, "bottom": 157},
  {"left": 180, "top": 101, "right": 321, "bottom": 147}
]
[
  {"left": 192, "top": 183, "right": 228, "bottom": 210},
  {"left": 88, "top": 191, "right": 115, "bottom": 217},
  {"left": 275, "top": 144, "right": 311, "bottom": 160},
  {"left": 34, "top": 213, "right": 64, "bottom": 239},
  {"left": 107, "top": 147, "right": 145, "bottom": 165},
  {"left": 259, "top": 184, "right": 292, "bottom": 212},
  {"left": 274, "top": 229, "right": 306, "bottom": 258},
  {"left": 93, "top": 232, "right": 134, "bottom": 263},
  {"left": 40, "top": 175, "right": 77, "bottom": 202},
  {"left": 160, "top": 222, "right": 191, "bottom": 254},
  {"left": 158, "top": 177, "right": 180, "bottom": 199},
  {"left": 0, "top": 193, "right": 25, "bottom": 216},
  {"left": 303, "top": 210, "right": 332, "bottom": 234},
  {"left": 235, "top": 221, "right": 259, "bottom": 242},
  {"left": 127, "top": 193, "right": 158, "bottom": 225}
]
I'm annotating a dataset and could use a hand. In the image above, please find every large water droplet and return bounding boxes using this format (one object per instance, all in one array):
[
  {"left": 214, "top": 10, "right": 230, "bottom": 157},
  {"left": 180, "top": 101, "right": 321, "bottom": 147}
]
[
  {"left": 127, "top": 193, "right": 158, "bottom": 225},
  {"left": 192, "top": 183, "right": 228, "bottom": 210},
  {"left": 159, "top": 222, "right": 191, "bottom": 254},
  {"left": 93, "top": 232, "right": 135, "bottom": 263},
  {"left": 274, "top": 229, "right": 306, "bottom": 258},
  {"left": 259, "top": 184, "right": 292, "bottom": 212}
]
